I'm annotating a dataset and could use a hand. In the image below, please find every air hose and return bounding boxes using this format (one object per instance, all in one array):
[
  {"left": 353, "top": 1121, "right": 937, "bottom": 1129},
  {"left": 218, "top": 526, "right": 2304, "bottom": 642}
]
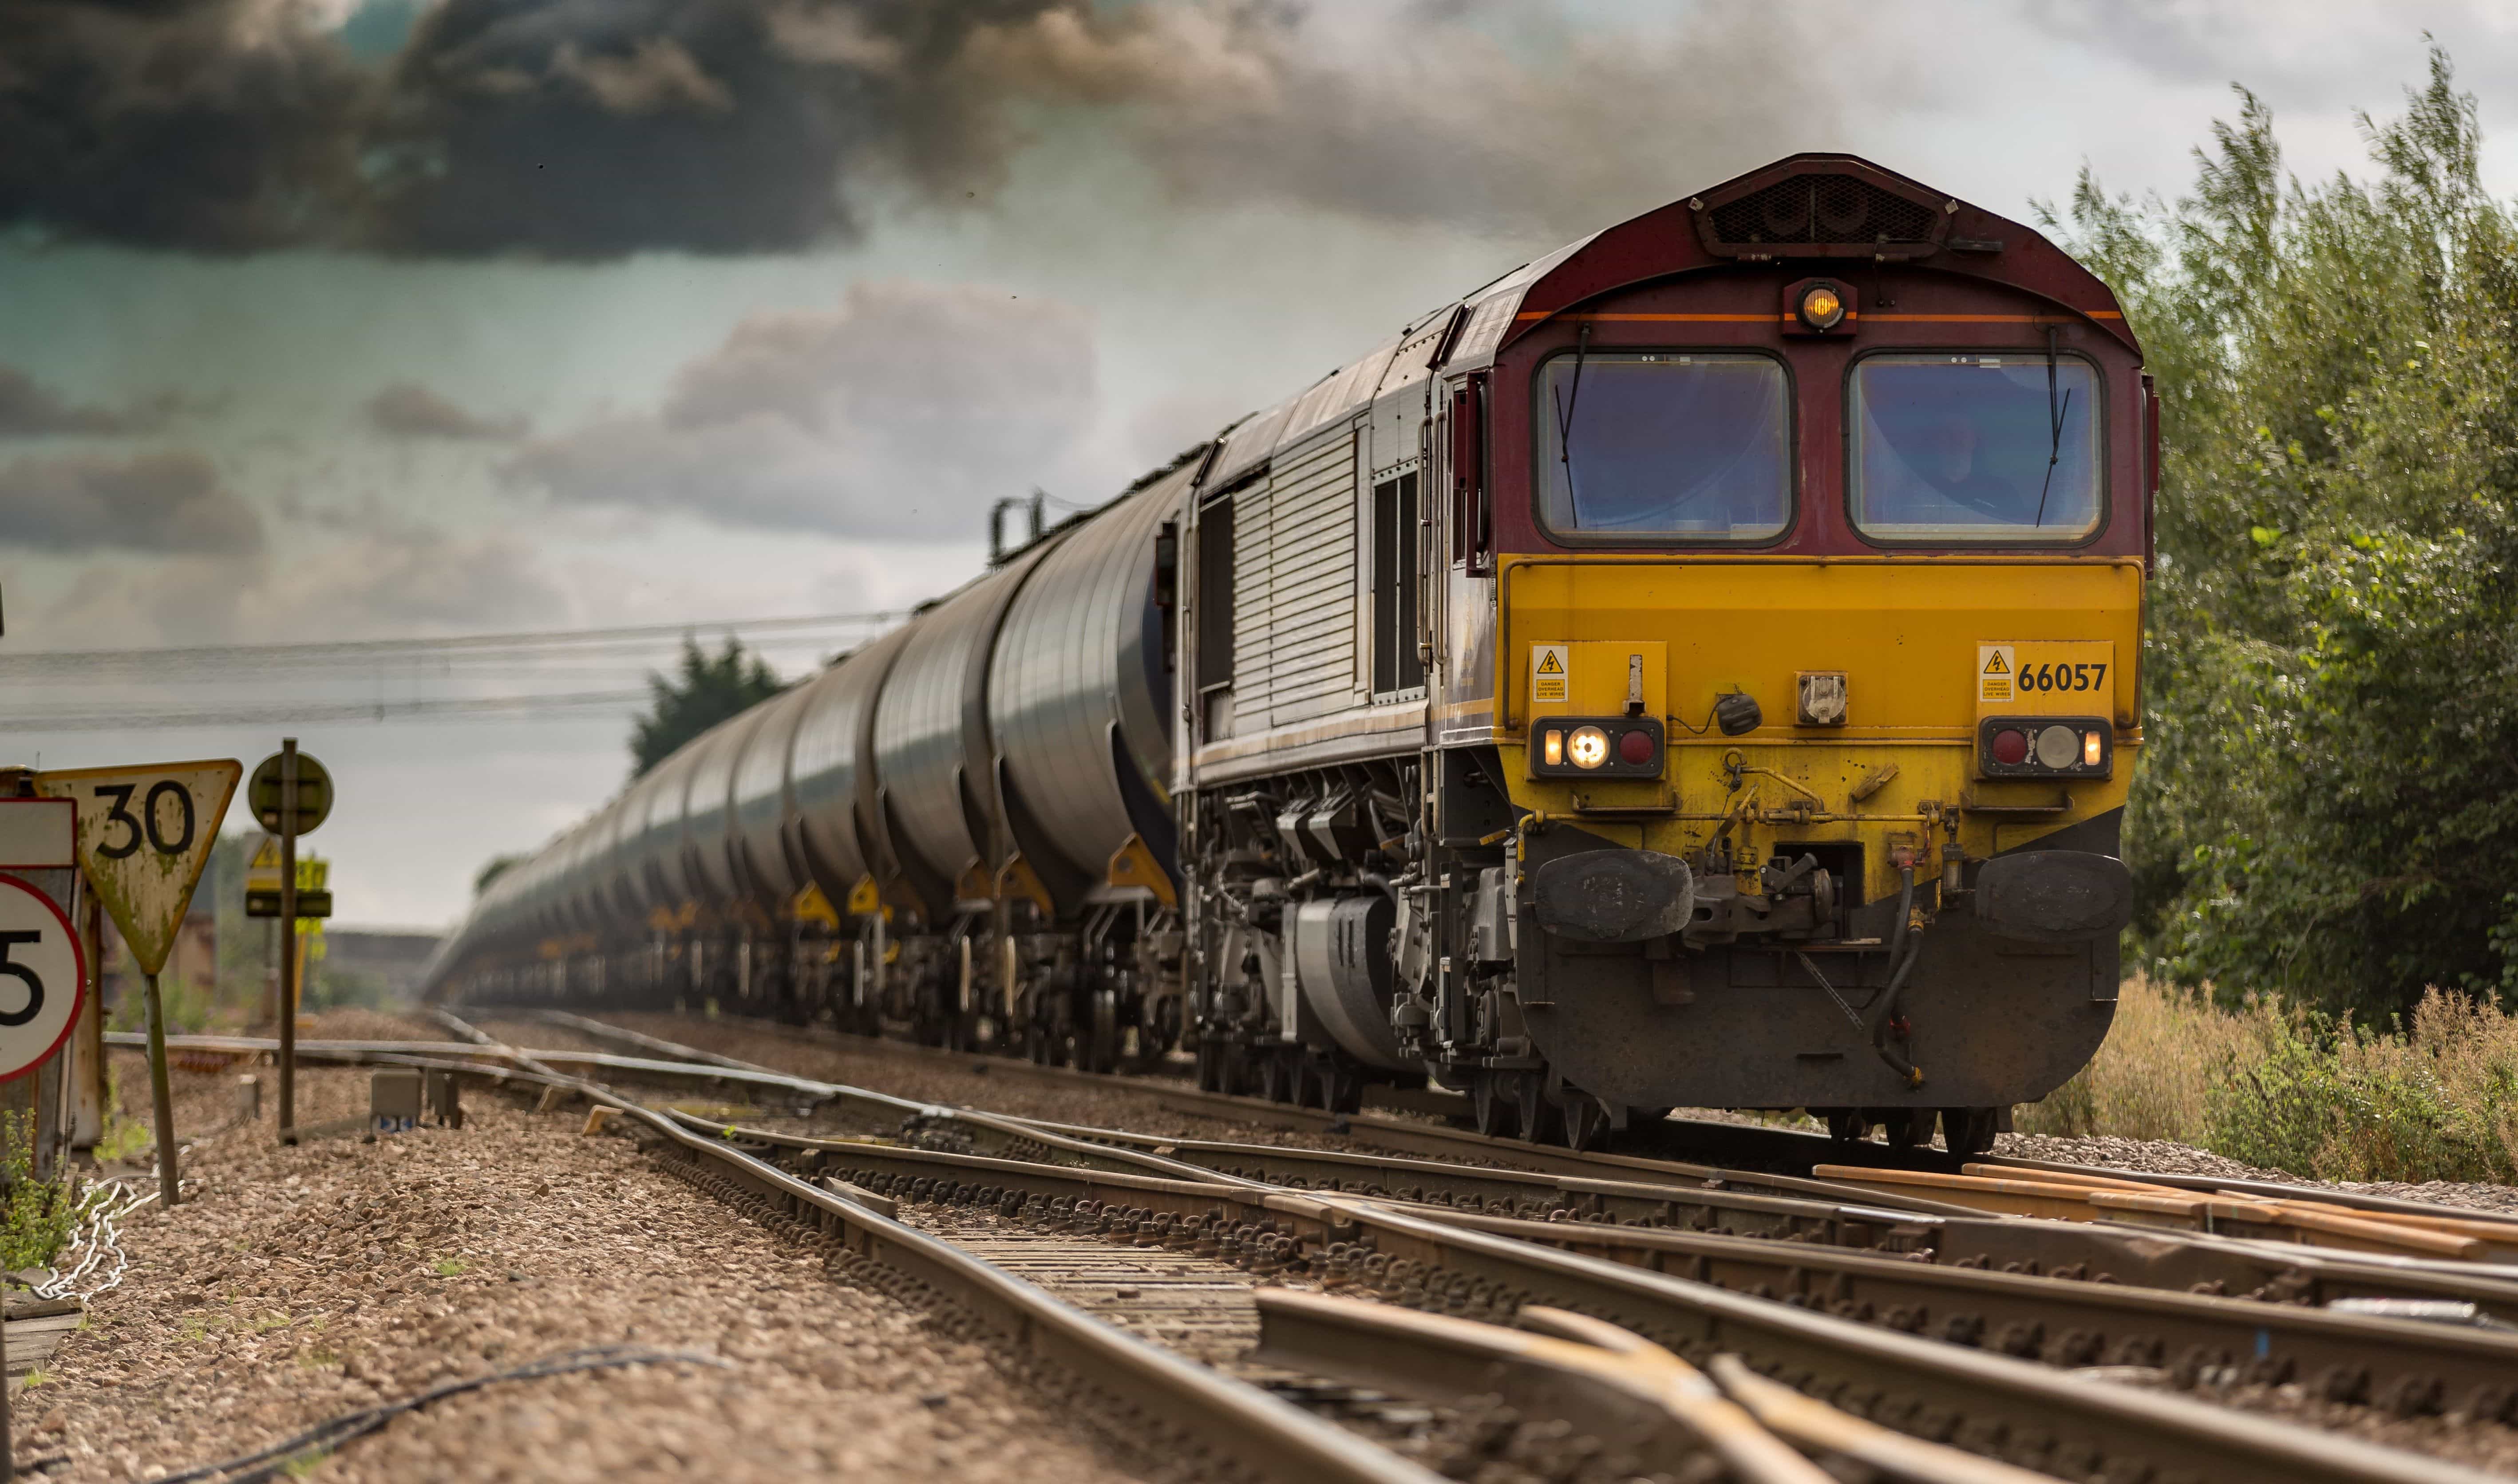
[{"left": 1866, "top": 864, "right": 1926, "bottom": 1087}]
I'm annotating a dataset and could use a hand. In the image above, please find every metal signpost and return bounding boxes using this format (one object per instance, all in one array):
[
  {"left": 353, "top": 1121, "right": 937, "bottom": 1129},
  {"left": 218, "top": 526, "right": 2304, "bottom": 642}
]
[
  {"left": 35, "top": 761, "right": 241, "bottom": 1208},
  {"left": 0, "top": 797, "right": 89, "bottom": 1484},
  {"left": 248, "top": 745, "right": 331, "bottom": 1144}
]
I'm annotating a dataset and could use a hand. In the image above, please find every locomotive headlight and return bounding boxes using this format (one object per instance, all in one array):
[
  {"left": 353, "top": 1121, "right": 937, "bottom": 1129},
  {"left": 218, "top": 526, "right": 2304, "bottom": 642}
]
[
  {"left": 1543, "top": 728, "right": 1565, "bottom": 767},
  {"left": 1567, "top": 726, "right": 1610, "bottom": 769},
  {"left": 1798, "top": 283, "right": 1846, "bottom": 331},
  {"left": 2084, "top": 729, "right": 2104, "bottom": 767}
]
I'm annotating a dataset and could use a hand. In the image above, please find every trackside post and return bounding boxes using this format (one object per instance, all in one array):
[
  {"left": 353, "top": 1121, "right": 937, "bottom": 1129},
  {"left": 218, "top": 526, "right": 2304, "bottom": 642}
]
[{"left": 279, "top": 740, "right": 298, "bottom": 1144}]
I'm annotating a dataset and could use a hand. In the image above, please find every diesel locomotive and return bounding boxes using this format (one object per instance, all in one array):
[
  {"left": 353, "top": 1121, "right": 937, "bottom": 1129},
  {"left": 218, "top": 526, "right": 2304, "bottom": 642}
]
[{"left": 427, "top": 154, "right": 2150, "bottom": 1154}]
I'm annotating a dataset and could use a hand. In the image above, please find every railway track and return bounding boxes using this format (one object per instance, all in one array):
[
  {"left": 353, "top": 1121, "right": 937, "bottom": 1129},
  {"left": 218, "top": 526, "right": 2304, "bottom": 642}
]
[
  {"left": 541, "top": 1005, "right": 2518, "bottom": 1236},
  {"left": 118, "top": 1018, "right": 2518, "bottom": 1479}
]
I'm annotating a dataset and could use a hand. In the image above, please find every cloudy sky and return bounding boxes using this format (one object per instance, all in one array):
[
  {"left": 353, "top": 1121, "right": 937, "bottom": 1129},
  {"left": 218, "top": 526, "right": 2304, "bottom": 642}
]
[{"left": 4, "top": 0, "right": 2516, "bottom": 932}]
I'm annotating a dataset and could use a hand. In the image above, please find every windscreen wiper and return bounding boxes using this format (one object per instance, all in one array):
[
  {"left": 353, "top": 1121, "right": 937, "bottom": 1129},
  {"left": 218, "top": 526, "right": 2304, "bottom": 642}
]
[
  {"left": 2035, "top": 327, "right": 2072, "bottom": 527},
  {"left": 1553, "top": 322, "right": 1591, "bottom": 503}
]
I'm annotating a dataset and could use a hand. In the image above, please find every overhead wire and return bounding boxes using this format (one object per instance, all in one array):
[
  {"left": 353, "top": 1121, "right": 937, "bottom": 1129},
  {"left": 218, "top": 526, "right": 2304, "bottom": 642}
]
[{"left": 0, "top": 608, "right": 908, "bottom": 731}]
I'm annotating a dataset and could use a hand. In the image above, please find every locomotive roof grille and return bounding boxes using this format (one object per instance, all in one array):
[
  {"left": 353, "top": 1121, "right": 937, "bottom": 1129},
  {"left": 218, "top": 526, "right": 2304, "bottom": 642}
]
[{"left": 1698, "top": 172, "right": 1947, "bottom": 259}]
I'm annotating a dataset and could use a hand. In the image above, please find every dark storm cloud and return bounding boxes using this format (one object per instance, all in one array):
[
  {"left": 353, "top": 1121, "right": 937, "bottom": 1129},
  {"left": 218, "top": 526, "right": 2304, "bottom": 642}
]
[
  {"left": 0, "top": 363, "right": 157, "bottom": 435},
  {"left": 0, "top": 0, "right": 1076, "bottom": 257},
  {"left": 0, "top": 449, "right": 265, "bottom": 555},
  {"left": 504, "top": 279, "right": 1095, "bottom": 538},
  {"left": 0, "top": 0, "right": 1855, "bottom": 257},
  {"left": 365, "top": 382, "right": 527, "bottom": 440}
]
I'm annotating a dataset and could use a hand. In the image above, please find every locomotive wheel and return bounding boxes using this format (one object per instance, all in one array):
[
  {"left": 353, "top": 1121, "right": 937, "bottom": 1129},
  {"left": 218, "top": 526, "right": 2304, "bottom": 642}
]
[
  {"left": 1558, "top": 1093, "right": 1613, "bottom": 1152},
  {"left": 1882, "top": 1108, "right": 1937, "bottom": 1151},
  {"left": 1514, "top": 1072, "right": 1563, "bottom": 1145},
  {"left": 1943, "top": 1106, "right": 2001, "bottom": 1157},
  {"left": 1195, "top": 1040, "right": 1225, "bottom": 1092},
  {"left": 1825, "top": 1109, "right": 1872, "bottom": 1144},
  {"left": 1470, "top": 1072, "right": 1510, "bottom": 1137}
]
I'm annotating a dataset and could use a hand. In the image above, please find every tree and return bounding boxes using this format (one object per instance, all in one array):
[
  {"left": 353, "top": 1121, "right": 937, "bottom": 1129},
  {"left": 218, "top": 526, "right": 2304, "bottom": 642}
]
[
  {"left": 629, "top": 636, "right": 788, "bottom": 778},
  {"left": 2045, "top": 47, "right": 2518, "bottom": 1011},
  {"left": 474, "top": 853, "right": 526, "bottom": 896}
]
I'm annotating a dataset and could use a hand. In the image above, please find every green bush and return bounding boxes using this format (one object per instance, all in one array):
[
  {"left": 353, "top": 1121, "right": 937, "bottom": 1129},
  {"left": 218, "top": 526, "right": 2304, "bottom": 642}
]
[{"left": 2048, "top": 49, "right": 2518, "bottom": 1015}]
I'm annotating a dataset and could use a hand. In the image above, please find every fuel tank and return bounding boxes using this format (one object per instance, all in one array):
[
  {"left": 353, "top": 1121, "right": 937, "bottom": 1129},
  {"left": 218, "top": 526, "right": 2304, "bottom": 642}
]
[
  {"left": 787, "top": 624, "right": 913, "bottom": 900},
  {"left": 729, "top": 680, "right": 815, "bottom": 905},
  {"left": 870, "top": 541, "right": 1063, "bottom": 902},
  {"left": 623, "top": 742, "right": 703, "bottom": 916},
  {"left": 677, "top": 711, "right": 760, "bottom": 908},
  {"left": 985, "top": 462, "right": 1192, "bottom": 903}
]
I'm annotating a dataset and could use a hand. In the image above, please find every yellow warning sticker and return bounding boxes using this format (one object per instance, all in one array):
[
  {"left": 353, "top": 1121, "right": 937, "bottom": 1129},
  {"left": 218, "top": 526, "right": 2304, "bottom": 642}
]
[
  {"left": 1978, "top": 644, "right": 2015, "bottom": 703},
  {"left": 1531, "top": 643, "right": 1569, "bottom": 705}
]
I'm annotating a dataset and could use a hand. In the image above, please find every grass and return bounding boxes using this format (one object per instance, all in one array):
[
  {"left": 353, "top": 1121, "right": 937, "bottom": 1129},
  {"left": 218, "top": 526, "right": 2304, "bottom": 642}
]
[
  {"left": 2019, "top": 976, "right": 2518, "bottom": 1184},
  {"left": 0, "top": 1109, "right": 95, "bottom": 1271},
  {"left": 434, "top": 1257, "right": 468, "bottom": 1277}
]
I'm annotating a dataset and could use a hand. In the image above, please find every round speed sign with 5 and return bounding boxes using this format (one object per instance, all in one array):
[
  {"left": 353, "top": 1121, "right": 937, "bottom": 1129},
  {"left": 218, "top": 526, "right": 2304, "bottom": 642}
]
[{"left": 0, "top": 876, "right": 85, "bottom": 1082}]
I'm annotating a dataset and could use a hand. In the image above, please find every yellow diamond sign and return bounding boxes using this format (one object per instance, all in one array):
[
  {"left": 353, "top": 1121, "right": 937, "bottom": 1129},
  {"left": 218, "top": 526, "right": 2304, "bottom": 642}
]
[{"left": 36, "top": 760, "right": 242, "bottom": 979}]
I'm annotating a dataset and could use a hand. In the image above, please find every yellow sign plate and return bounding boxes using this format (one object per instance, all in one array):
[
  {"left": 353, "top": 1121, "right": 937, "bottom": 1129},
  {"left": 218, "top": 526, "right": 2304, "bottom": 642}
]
[
  {"left": 1530, "top": 643, "right": 1569, "bottom": 705},
  {"left": 36, "top": 759, "right": 241, "bottom": 979},
  {"left": 1976, "top": 642, "right": 2115, "bottom": 713}
]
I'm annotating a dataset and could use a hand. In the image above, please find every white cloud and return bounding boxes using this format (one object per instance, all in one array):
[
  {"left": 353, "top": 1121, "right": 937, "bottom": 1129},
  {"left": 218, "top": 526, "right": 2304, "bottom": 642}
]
[{"left": 504, "top": 278, "right": 1099, "bottom": 540}]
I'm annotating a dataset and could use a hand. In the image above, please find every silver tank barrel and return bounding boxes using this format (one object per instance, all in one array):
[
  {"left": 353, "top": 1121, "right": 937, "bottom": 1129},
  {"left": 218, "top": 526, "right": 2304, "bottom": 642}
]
[
  {"left": 870, "top": 541, "right": 1061, "bottom": 905},
  {"left": 787, "top": 623, "right": 912, "bottom": 901},
  {"left": 986, "top": 459, "right": 1194, "bottom": 903},
  {"left": 625, "top": 744, "right": 702, "bottom": 917},
  {"left": 679, "top": 712, "right": 759, "bottom": 909},
  {"left": 730, "top": 679, "right": 815, "bottom": 906}
]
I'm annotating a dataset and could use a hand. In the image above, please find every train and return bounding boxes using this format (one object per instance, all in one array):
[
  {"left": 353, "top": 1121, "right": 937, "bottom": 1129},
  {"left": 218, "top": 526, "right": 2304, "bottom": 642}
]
[{"left": 427, "top": 154, "right": 2150, "bottom": 1154}]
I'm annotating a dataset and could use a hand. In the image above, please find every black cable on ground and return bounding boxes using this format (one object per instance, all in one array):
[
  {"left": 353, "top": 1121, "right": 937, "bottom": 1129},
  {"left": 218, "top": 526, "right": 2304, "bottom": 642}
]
[{"left": 144, "top": 1344, "right": 729, "bottom": 1484}]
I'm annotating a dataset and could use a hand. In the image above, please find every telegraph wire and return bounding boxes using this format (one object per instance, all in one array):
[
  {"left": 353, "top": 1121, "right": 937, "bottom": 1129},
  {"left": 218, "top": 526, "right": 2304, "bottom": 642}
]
[
  {"left": 0, "top": 690, "right": 656, "bottom": 733},
  {"left": 0, "top": 609, "right": 906, "bottom": 677}
]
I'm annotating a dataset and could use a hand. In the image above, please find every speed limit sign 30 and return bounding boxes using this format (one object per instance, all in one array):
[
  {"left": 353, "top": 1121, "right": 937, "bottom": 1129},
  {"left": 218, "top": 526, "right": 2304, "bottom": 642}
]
[{"left": 0, "top": 876, "right": 85, "bottom": 1083}]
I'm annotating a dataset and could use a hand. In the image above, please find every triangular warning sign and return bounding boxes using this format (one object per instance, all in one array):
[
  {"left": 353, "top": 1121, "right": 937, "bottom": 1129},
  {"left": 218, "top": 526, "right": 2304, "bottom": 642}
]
[
  {"left": 1983, "top": 651, "right": 2010, "bottom": 675},
  {"left": 1536, "top": 651, "right": 1565, "bottom": 675},
  {"left": 36, "top": 760, "right": 242, "bottom": 978}
]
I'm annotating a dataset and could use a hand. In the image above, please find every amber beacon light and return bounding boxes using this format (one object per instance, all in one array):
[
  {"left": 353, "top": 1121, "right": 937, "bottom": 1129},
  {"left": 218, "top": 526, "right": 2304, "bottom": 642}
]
[{"left": 1797, "top": 282, "right": 1846, "bottom": 331}]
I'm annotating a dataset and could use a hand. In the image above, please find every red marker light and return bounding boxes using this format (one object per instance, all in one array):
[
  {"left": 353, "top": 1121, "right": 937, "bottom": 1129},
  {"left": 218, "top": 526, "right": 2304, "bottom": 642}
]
[
  {"left": 1991, "top": 728, "right": 2028, "bottom": 766},
  {"left": 1619, "top": 730, "right": 1656, "bottom": 765}
]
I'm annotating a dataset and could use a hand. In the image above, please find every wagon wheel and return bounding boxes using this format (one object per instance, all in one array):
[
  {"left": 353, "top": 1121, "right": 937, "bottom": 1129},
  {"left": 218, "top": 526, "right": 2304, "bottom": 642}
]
[
  {"left": 1327, "top": 1063, "right": 1365, "bottom": 1117},
  {"left": 1086, "top": 989, "right": 1120, "bottom": 1074},
  {"left": 1470, "top": 1072, "right": 1511, "bottom": 1138},
  {"left": 1261, "top": 1051, "right": 1296, "bottom": 1104},
  {"left": 1195, "top": 1040, "right": 1225, "bottom": 1092},
  {"left": 1558, "top": 1093, "right": 1613, "bottom": 1152},
  {"left": 1824, "top": 1109, "right": 1872, "bottom": 1144}
]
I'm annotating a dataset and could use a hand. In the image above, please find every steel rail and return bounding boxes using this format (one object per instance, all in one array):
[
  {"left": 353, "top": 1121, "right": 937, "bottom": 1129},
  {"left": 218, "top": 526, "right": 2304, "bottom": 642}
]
[
  {"left": 129, "top": 1025, "right": 2511, "bottom": 1480},
  {"left": 1325, "top": 1198, "right": 2498, "bottom": 1484},
  {"left": 616, "top": 1005, "right": 2518, "bottom": 1231},
  {"left": 1699, "top": 1351, "right": 2064, "bottom": 1484},
  {"left": 414, "top": 1014, "right": 1446, "bottom": 1484},
  {"left": 723, "top": 1116, "right": 2518, "bottom": 1427},
  {"left": 124, "top": 1027, "right": 2518, "bottom": 1332},
  {"left": 473, "top": 1013, "right": 2518, "bottom": 1311},
  {"left": 1252, "top": 1291, "right": 1836, "bottom": 1484}
]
